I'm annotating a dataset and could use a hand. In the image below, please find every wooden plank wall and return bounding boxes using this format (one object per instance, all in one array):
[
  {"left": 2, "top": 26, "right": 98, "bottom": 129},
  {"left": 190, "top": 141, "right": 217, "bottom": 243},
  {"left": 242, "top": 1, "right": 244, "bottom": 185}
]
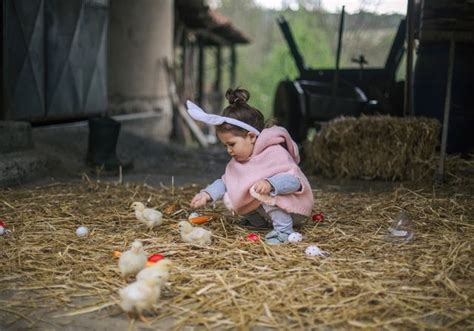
[{"left": 420, "top": 0, "right": 474, "bottom": 42}]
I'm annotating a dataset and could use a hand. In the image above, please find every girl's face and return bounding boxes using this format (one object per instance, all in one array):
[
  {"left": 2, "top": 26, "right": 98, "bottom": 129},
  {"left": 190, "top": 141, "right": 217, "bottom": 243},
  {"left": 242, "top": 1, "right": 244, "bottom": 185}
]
[{"left": 217, "top": 131, "right": 257, "bottom": 162}]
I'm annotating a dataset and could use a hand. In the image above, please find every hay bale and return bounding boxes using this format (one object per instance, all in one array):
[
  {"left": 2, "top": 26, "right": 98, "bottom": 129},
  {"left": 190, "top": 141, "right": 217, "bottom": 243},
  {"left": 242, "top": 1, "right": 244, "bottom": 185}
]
[{"left": 305, "top": 116, "right": 441, "bottom": 181}]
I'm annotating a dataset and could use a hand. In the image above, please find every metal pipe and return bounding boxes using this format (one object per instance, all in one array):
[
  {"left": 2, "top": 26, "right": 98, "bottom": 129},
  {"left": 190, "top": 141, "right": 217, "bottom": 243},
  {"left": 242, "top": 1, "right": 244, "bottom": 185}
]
[
  {"left": 333, "top": 6, "right": 345, "bottom": 97},
  {"left": 276, "top": 16, "right": 307, "bottom": 76},
  {"left": 385, "top": 18, "right": 406, "bottom": 80}
]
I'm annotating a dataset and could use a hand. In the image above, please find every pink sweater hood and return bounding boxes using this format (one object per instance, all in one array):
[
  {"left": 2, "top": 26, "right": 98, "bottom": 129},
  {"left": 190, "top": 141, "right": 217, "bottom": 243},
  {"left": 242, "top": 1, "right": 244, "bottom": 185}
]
[{"left": 222, "top": 126, "right": 314, "bottom": 216}]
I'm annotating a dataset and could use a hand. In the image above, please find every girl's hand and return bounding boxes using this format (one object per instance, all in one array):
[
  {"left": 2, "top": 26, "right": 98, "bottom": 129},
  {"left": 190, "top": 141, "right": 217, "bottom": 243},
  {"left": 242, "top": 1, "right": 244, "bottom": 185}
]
[
  {"left": 190, "top": 192, "right": 211, "bottom": 209},
  {"left": 253, "top": 180, "right": 272, "bottom": 194}
]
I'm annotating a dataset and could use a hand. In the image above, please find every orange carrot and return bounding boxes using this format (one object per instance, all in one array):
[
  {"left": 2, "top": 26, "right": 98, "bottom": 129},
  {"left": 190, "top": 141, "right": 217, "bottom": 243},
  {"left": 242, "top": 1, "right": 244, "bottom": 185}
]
[{"left": 189, "top": 216, "right": 211, "bottom": 224}]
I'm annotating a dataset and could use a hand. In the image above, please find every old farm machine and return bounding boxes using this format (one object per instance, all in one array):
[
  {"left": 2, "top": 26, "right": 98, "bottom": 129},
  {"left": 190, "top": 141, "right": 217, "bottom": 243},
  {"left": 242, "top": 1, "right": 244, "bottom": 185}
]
[{"left": 274, "top": 13, "right": 406, "bottom": 142}]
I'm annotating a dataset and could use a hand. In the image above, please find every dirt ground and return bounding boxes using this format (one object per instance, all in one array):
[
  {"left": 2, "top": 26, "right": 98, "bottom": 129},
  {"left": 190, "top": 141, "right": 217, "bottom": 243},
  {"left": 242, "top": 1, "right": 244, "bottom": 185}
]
[{"left": 1, "top": 125, "right": 472, "bottom": 330}]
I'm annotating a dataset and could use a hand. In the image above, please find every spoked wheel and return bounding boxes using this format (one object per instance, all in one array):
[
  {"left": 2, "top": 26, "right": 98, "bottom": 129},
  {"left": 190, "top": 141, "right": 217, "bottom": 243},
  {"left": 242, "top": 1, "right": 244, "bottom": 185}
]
[{"left": 273, "top": 80, "right": 307, "bottom": 143}]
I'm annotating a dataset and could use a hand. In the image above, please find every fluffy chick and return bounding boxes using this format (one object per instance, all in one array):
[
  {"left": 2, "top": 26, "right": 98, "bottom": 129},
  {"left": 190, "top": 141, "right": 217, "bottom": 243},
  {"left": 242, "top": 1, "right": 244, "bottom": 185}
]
[
  {"left": 131, "top": 202, "right": 163, "bottom": 230},
  {"left": 119, "top": 277, "right": 162, "bottom": 323},
  {"left": 178, "top": 221, "right": 212, "bottom": 246},
  {"left": 119, "top": 240, "right": 147, "bottom": 280},
  {"left": 136, "top": 258, "right": 173, "bottom": 284}
]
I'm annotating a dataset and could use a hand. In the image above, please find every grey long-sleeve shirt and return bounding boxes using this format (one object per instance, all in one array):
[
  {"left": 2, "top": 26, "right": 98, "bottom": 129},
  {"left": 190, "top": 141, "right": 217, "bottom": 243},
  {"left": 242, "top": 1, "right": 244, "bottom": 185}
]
[{"left": 203, "top": 174, "right": 301, "bottom": 201}]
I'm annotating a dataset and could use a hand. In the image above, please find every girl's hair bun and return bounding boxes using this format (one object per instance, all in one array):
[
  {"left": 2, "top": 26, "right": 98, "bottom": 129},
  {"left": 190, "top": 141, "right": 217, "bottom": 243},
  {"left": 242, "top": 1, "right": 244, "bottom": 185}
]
[{"left": 225, "top": 88, "right": 250, "bottom": 105}]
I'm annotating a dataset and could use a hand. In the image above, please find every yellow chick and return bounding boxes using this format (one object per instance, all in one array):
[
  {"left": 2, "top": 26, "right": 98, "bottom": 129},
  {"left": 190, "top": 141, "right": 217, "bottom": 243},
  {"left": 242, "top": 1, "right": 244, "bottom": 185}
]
[
  {"left": 136, "top": 258, "right": 173, "bottom": 284},
  {"left": 131, "top": 202, "right": 163, "bottom": 230},
  {"left": 178, "top": 221, "right": 212, "bottom": 246},
  {"left": 119, "top": 277, "right": 162, "bottom": 322},
  {"left": 119, "top": 240, "right": 147, "bottom": 280}
]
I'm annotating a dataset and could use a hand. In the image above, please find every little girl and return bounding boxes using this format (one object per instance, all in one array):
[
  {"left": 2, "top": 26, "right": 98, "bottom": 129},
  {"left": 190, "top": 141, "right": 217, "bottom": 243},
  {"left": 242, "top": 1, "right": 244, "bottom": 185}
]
[{"left": 188, "top": 88, "right": 314, "bottom": 245}]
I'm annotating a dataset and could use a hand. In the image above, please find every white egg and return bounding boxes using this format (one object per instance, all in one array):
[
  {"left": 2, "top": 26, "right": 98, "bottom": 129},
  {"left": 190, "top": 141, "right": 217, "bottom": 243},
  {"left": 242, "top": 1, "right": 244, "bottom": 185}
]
[
  {"left": 305, "top": 245, "right": 328, "bottom": 257},
  {"left": 188, "top": 212, "right": 200, "bottom": 220},
  {"left": 76, "top": 226, "right": 89, "bottom": 237},
  {"left": 288, "top": 232, "right": 303, "bottom": 243}
]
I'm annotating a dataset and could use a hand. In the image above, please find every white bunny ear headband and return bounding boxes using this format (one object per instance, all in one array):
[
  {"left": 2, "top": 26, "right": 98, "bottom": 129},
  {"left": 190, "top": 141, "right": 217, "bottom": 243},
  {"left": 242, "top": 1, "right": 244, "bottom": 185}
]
[{"left": 186, "top": 100, "right": 260, "bottom": 135}]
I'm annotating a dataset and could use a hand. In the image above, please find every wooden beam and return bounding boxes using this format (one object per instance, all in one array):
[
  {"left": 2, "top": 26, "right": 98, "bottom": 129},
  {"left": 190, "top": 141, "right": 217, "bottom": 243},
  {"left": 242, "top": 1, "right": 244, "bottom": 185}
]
[
  {"left": 421, "top": 30, "right": 474, "bottom": 42},
  {"left": 194, "top": 28, "right": 229, "bottom": 46},
  {"left": 435, "top": 37, "right": 455, "bottom": 184}
]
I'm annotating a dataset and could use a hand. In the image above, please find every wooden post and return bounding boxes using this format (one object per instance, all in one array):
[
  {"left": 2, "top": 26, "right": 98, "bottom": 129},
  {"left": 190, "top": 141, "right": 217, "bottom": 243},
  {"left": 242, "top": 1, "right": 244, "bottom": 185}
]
[
  {"left": 181, "top": 37, "right": 187, "bottom": 93},
  {"left": 0, "top": 1, "right": 3, "bottom": 120},
  {"left": 435, "top": 37, "right": 455, "bottom": 185},
  {"left": 215, "top": 45, "right": 222, "bottom": 92},
  {"left": 230, "top": 45, "right": 236, "bottom": 88},
  {"left": 184, "top": 37, "right": 196, "bottom": 101},
  {"left": 197, "top": 38, "right": 205, "bottom": 105},
  {"left": 404, "top": 0, "right": 415, "bottom": 116},
  {"left": 0, "top": 10, "right": 3, "bottom": 119}
]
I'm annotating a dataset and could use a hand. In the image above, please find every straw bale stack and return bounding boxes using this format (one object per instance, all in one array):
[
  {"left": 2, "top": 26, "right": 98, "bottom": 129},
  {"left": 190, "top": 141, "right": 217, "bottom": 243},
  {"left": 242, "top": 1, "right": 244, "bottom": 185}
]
[{"left": 305, "top": 115, "right": 441, "bottom": 181}]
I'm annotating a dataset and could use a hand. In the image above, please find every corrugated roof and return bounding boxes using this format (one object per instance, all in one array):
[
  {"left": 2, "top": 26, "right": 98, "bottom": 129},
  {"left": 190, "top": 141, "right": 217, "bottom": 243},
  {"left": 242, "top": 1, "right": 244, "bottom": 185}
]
[
  {"left": 175, "top": 0, "right": 251, "bottom": 45},
  {"left": 208, "top": 10, "right": 251, "bottom": 44}
]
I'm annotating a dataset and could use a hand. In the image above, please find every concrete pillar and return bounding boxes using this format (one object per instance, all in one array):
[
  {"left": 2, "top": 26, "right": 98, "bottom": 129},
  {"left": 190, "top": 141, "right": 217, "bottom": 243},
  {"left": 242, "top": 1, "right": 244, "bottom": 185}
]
[{"left": 108, "top": 0, "right": 174, "bottom": 139}]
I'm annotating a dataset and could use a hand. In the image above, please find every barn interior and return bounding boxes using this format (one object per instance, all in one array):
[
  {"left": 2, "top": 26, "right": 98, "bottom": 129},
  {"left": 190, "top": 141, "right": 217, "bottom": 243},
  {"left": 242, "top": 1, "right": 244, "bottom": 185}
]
[{"left": 1, "top": 0, "right": 473, "bottom": 330}]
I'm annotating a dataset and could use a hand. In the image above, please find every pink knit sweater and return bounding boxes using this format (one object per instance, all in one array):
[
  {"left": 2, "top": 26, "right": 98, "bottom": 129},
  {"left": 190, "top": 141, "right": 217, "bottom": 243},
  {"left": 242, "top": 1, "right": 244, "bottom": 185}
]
[{"left": 222, "top": 126, "right": 314, "bottom": 216}]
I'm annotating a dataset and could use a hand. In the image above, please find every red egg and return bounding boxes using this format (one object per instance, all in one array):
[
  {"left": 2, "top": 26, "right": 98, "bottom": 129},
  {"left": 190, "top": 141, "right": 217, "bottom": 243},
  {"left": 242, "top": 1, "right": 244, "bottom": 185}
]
[
  {"left": 148, "top": 254, "right": 165, "bottom": 262},
  {"left": 247, "top": 233, "right": 260, "bottom": 242},
  {"left": 312, "top": 213, "right": 324, "bottom": 222}
]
